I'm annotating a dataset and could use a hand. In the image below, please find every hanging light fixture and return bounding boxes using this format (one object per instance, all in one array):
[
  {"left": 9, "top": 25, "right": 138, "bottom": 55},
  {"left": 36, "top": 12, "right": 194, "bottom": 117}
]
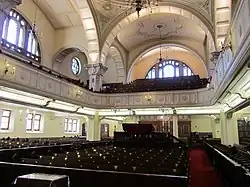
[
  {"left": 124, "top": 0, "right": 159, "bottom": 17},
  {"left": 30, "top": 1, "right": 43, "bottom": 38},
  {"left": 156, "top": 24, "right": 163, "bottom": 63}
]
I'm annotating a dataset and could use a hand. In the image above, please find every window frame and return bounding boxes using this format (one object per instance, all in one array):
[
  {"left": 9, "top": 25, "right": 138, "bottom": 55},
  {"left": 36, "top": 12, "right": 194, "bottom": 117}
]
[
  {"left": 0, "top": 110, "right": 11, "bottom": 131},
  {"left": 71, "top": 57, "right": 81, "bottom": 75},
  {"left": 64, "top": 118, "right": 79, "bottom": 133},
  {"left": 1, "top": 9, "right": 41, "bottom": 63},
  {"left": 26, "top": 113, "right": 42, "bottom": 132},
  {"left": 146, "top": 59, "right": 194, "bottom": 79}
]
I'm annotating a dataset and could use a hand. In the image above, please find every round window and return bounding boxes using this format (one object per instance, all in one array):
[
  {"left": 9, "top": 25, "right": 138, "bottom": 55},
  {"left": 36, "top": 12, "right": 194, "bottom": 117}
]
[{"left": 71, "top": 57, "right": 81, "bottom": 75}]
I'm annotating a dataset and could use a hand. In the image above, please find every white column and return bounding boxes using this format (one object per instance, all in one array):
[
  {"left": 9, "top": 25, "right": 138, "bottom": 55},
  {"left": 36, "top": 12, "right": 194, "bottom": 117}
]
[
  {"left": 220, "top": 111, "right": 227, "bottom": 145},
  {"left": 226, "top": 113, "right": 239, "bottom": 146},
  {"left": 116, "top": 121, "right": 123, "bottom": 132},
  {"left": 86, "top": 63, "right": 108, "bottom": 92},
  {"left": 87, "top": 112, "right": 101, "bottom": 141},
  {"left": 0, "top": 0, "right": 22, "bottom": 47},
  {"left": 173, "top": 115, "right": 178, "bottom": 138}
]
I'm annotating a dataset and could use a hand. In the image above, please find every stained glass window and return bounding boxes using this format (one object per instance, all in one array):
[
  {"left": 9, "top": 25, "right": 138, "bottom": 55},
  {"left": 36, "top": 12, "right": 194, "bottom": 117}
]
[
  {"left": 71, "top": 57, "right": 81, "bottom": 75},
  {"left": 146, "top": 59, "right": 194, "bottom": 79},
  {"left": 1, "top": 9, "right": 41, "bottom": 62}
]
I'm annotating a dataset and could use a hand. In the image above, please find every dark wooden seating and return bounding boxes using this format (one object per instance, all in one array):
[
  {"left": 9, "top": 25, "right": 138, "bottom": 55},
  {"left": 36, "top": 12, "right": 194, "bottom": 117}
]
[{"left": 101, "top": 75, "right": 209, "bottom": 93}]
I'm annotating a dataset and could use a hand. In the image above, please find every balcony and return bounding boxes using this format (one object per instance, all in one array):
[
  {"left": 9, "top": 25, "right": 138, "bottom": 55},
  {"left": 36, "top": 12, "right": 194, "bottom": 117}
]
[{"left": 0, "top": 54, "right": 214, "bottom": 109}]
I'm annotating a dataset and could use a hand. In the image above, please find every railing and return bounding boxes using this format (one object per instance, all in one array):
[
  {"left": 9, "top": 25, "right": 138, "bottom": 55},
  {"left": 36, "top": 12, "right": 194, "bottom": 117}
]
[
  {"left": 0, "top": 54, "right": 214, "bottom": 109},
  {"left": 211, "top": 0, "right": 250, "bottom": 99},
  {"left": 1, "top": 39, "right": 41, "bottom": 63}
]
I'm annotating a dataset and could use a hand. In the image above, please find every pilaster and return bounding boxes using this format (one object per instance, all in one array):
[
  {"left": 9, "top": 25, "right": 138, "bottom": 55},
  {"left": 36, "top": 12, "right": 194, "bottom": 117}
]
[{"left": 85, "top": 63, "right": 108, "bottom": 92}]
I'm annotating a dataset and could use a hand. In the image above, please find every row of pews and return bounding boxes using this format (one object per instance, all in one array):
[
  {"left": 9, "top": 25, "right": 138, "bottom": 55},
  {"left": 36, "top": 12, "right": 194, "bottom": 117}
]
[
  {"left": 0, "top": 125, "right": 188, "bottom": 187},
  {"left": 0, "top": 136, "right": 86, "bottom": 149},
  {"left": 204, "top": 141, "right": 250, "bottom": 187},
  {"left": 101, "top": 75, "right": 209, "bottom": 93}
]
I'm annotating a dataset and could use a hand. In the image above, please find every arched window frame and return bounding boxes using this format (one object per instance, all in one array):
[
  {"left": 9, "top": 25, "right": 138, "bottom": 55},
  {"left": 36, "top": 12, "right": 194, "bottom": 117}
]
[
  {"left": 1, "top": 9, "right": 41, "bottom": 63},
  {"left": 146, "top": 59, "right": 194, "bottom": 79}
]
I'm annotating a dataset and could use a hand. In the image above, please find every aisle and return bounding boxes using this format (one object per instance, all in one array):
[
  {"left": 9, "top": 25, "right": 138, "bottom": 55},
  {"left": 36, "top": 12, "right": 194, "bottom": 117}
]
[{"left": 189, "top": 149, "right": 224, "bottom": 187}]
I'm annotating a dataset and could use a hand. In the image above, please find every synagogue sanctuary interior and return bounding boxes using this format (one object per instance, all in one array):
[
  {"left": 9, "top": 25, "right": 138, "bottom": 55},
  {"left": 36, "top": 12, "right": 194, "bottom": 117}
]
[{"left": 0, "top": 0, "right": 250, "bottom": 187}]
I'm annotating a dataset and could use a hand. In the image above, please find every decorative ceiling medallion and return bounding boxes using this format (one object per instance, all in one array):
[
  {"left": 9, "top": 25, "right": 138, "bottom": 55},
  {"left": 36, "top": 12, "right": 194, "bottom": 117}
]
[{"left": 154, "top": 23, "right": 166, "bottom": 29}]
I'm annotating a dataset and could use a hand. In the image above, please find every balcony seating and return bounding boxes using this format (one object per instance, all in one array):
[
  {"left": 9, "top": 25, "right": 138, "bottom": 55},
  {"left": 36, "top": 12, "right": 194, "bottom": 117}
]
[{"left": 101, "top": 75, "right": 209, "bottom": 93}]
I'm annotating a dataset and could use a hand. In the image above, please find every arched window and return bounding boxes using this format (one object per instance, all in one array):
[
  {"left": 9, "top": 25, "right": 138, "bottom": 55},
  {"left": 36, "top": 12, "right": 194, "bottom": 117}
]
[
  {"left": 1, "top": 9, "right": 41, "bottom": 62},
  {"left": 146, "top": 59, "right": 194, "bottom": 79}
]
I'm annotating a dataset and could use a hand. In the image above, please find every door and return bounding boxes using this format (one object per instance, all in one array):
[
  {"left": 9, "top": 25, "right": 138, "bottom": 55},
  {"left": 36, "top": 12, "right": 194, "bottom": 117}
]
[
  {"left": 82, "top": 123, "right": 86, "bottom": 136},
  {"left": 101, "top": 123, "right": 109, "bottom": 139}
]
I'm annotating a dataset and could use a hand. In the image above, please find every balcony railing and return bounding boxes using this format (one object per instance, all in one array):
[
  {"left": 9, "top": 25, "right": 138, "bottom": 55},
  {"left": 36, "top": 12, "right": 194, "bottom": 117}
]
[{"left": 0, "top": 54, "right": 214, "bottom": 109}]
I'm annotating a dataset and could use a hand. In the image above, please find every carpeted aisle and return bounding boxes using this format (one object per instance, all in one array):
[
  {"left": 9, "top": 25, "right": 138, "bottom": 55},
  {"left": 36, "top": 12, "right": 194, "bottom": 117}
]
[{"left": 189, "top": 149, "right": 224, "bottom": 187}]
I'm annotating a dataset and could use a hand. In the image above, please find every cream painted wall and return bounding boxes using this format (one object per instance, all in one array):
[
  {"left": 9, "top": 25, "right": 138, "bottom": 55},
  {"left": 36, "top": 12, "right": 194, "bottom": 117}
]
[
  {"left": 129, "top": 50, "right": 207, "bottom": 81},
  {"left": 191, "top": 115, "right": 221, "bottom": 138},
  {"left": 0, "top": 102, "right": 86, "bottom": 138},
  {"left": 103, "top": 54, "right": 118, "bottom": 83},
  {"left": 17, "top": 0, "right": 55, "bottom": 68},
  {"left": 127, "top": 38, "right": 206, "bottom": 72},
  {"left": 191, "top": 115, "right": 213, "bottom": 133},
  {"left": 52, "top": 51, "right": 89, "bottom": 82},
  {"left": 54, "top": 26, "right": 89, "bottom": 60}
]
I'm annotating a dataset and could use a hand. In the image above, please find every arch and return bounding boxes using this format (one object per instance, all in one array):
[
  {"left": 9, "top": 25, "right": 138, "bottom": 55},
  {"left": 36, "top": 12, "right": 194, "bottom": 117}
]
[
  {"left": 104, "top": 46, "right": 126, "bottom": 83},
  {"left": 127, "top": 43, "right": 208, "bottom": 82},
  {"left": 109, "top": 46, "right": 126, "bottom": 82},
  {"left": 71, "top": 0, "right": 99, "bottom": 64},
  {"left": 1, "top": 8, "right": 41, "bottom": 63},
  {"left": 54, "top": 48, "right": 80, "bottom": 64},
  {"left": 52, "top": 44, "right": 90, "bottom": 65},
  {"left": 146, "top": 59, "right": 194, "bottom": 79},
  {"left": 52, "top": 47, "right": 89, "bottom": 82},
  {"left": 100, "top": 5, "right": 216, "bottom": 64}
]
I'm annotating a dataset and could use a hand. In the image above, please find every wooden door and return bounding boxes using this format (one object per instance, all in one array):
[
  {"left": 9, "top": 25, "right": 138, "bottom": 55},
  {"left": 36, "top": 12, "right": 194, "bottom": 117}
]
[{"left": 101, "top": 124, "right": 109, "bottom": 138}]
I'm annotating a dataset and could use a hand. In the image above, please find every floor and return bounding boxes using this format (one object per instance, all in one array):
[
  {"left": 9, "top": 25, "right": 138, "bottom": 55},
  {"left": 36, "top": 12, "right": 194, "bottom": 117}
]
[{"left": 189, "top": 148, "right": 224, "bottom": 187}]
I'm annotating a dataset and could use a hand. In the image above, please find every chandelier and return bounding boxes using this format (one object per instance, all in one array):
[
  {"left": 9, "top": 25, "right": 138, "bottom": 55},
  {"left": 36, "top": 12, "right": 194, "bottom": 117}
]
[
  {"left": 124, "top": 0, "right": 159, "bottom": 17},
  {"left": 157, "top": 24, "right": 163, "bottom": 62}
]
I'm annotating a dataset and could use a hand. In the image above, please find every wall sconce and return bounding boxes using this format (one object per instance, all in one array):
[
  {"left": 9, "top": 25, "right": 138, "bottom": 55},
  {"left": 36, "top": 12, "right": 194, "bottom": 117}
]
[
  {"left": 145, "top": 95, "right": 152, "bottom": 102},
  {"left": 4, "top": 63, "right": 9, "bottom": 74},
  {"left": 76, "top": 90, "right": 83, "bottom": 98},
  {"left": 4, "top": 62, "right": 15, "bottom": 75}
]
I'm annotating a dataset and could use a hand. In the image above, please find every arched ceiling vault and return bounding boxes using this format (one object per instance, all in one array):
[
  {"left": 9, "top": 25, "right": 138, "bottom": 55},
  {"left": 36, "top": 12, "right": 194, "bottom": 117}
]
[
  {"left": 33, "top": 0, "right": 99, "bottom": 64},
  {"left": 128, "top": 45, "right": 208, "bottom": 82},
  {"left": 127, "top": 37, "right": 207, "bottom": 71},
  {"left": 90, "top": 2, "right": 216, "bottom": 64}
]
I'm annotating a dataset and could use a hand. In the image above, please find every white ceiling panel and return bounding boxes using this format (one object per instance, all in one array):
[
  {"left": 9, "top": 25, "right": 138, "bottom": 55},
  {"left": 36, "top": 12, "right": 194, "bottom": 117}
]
[{"left": 46, "top": 0, "right": 74, "bottom": 14}]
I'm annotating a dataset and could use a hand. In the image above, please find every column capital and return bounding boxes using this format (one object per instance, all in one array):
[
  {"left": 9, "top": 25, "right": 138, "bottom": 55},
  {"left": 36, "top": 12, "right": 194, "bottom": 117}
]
[
  {"left": 0, "top": 0, "right": 22, "bottom": 13},
  {"left": 210, "top": 51, "right": 221, "bottom": 63},
  {"left": 85, "top": 63, "right": 108, "bottom": 76},
  {"left": 85, "top": 63, "right": 108, "bottom": 92}
]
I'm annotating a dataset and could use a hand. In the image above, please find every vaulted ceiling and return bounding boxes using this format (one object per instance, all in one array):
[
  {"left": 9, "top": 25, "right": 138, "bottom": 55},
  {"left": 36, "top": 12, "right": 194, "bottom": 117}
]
[
  {"left": 33, "top": 0, "right": 82, "bottom": 28},
  {"left": 31, "top": 0, "right": 232, "bottom": 73}
]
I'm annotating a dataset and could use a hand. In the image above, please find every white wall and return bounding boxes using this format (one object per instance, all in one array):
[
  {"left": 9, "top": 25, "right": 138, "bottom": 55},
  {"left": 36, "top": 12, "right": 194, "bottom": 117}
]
[
  {"left": 54, "top": 26, "right": 89, "bottom": 59},
  {"left": 103, "top": 54, "right": 118, "bottom": 83},
  {"left": 17, "top": 0, "right": 55, "bottom": 68},
  {"left": 52, "top": 51, "right": 89, "bottom": 82},
  {"left": 0, "top": 102, "right": 86, "bottom": 138}
]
